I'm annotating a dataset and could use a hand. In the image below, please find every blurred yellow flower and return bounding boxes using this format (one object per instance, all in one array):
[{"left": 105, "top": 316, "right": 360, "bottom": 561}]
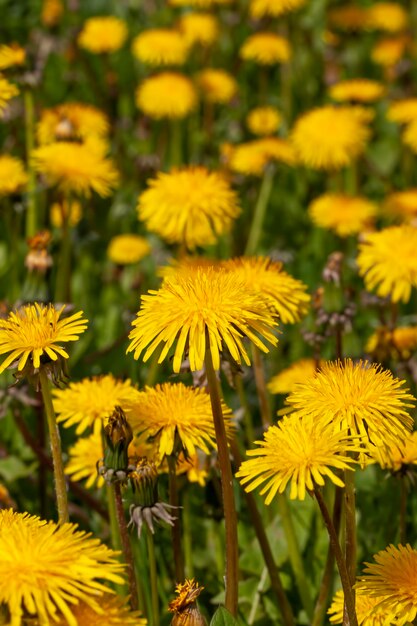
[
  {"left": 357, "top": 225, "right": 417, "bottom": 302},
  {"left": 0, "top": 76, "right": 18, "bottom": 113},
  {"left": 329, "top": 79, "right": 386, "bottom": 103},
  {"left": 328, "top": 589, "right": 392, "bottom": 625},
  {"left": 371, "top": 36, "right": 409, "bottom": 67},
  {"left": 247, "top": 106, "right": 281, "bottom": 136},
  {"left": 196, "top": 68, "right": 238, "bottom": 104},
  {"left": 0, "top": 44, "right": 25, "bottom": 70},
  {"left": 228, "top": 138, "right": 296, "bottom": 176},
  {"left": 308, "top": 193, "right": 377, "bottom": 237},
  {"left": 175, "top": 452, "right": 209, "bottom": 486},
  {"left": 56, "top": 594, "right": 147, "bottom": 626},
  {"left": 78, "top": 16, "right": 128, "bottom": 54},
  {"left": 0, "top": 155, "right": 27, "bottom": 195},
  {"left": 328, "top": 6, "right": 369, "bottom": 31},
  {"left": 0, "top": 303, "right": 87, "bottom": 374},
  {"left": 384, "top": 189, "right": 417, "bottom": 221},
  {"left": 240, "top": 32, "right": 291, "bottom": 65},
  {"left": 237, "top": 417, "right": 357, "bottom": 502},
  {"left": 37, "top": 103, "right": 109, "bottom": 144},
  {"left": 132, "top": 29, "right": 189, "bottom": 66},
  {"left": 32, "top": 139, "right": 119, "bottom": 197},
  {"left": 177, "top": 12, "right": 219, "bottom": 47},
  {"left": 41, "top": 0, "right": 64, "bottom": 27},
  {"left": 249, "top": 0, "right": 306, "bottom": 18},
  {"left": 170, "top": 0, "right": 233, "bottom": 6},
  {"left": 402, "top": 119, "right": 417, "bottom": 154},
  {"left": 65, "top": 430, "right": 105, "bottom": 489},
  {"left": 137, "top": 167, "right": 240, "bottom": 250},
  {"left": 366, "top": 326, "right": 417, "bottom": 361},
  {"left": 107, "top": 234, "right": 151, "bottom": 265},
  {"left": 387, "top": 98, "right": 417, "bottom": 124},
  {"left": 50, "top": 199, "right": 82, "bottom": 228},
  {"left": 291, "top": 105, "right": 372, "bottom": 170},
  {"left": 365, "top": 3, "right": 408, "bottom": 32},
  {"left": 127, "top": 267, "right": 278, "bottom": 372},
  {"left": 267, "top": 358, "right": 318, "bottom": 395},
  {"left": 136, "top": 72, "right": 197, "bottom": 119}
]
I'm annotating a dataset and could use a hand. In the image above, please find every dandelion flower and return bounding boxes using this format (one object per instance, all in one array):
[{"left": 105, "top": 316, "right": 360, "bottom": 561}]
[
  {"left": 37, "top": 103, "right": 109, "bottom": 144},
  {"left": 136, "top": 72, "right": 197, "bottom": 120},
  {"left": 366, "top": 326, "right": 417, "bottom": 360},
  {"left": 78, "top": 16, "right": 128, "bottom": 54},
  {"left": 175, "top": 452, "right": 209, "bottom": 486},
  {"left": 0, "top": 303, "right": 87, "bottom": 374},
  {"left": 56, "top": 594, "right": 147, "bottom": 626},
  {"left": 128, "top": 382, "right": 233, "bottom": 458},
  {"left": 54, "top": 375, "right": 140, "bottom": 435},
  {"left": 285, "top": 359, "right": 415, "bottom": 448},
  {"left": 237, "top": 417, "right": 358, "bottom": 502},
  {"left": 240, "top": 33, "right": 291, "bottom": 65},
  {"left": 127, "top": 267, "right": 279, "bottom": 373},
  {"left": 357, "top": 225, "right": 417, "bottom": 303},
  {"left": 32, "top": 139, "right": 119, "bottom": 197},
  {"left": 247, "top": 106, "right": 281, "bottom": 136},
  {"left": 229, "top": 138, "right": 296, "bottom": 176},
  {"left": 0, "top": 155, "right": 27, "bottom": 195},
  {"left": 356, "top": 544, "right": 417, "bottom": 623},
  {"left": 196, "top": 68, "right": 238, "bottom": 104},
  {"left": 0, "top": 44, "right": 25, "bottom": 70},
  {"left": 0, "top": 76, "right": 18, "bottom": 113},
  {"left": 267, "top": 358, "right": 318, "bottom": 395},
  {"left": 158, "top": 255, "right": 219, "bottom": 280},
  {"left": 368, "top": 431, "right": 417, "bottom": 472},
  {"left": 41, "top": 0, "right": 64, "bottom": 27},
  {"left": 0, "top": 510, "right": 125, "bottom": 626},
  {"left": 384, "top": 189, "right": 417, "bottom": 222},
  {"left": 329, "top": 79, "right": 386, "bottom": 103},
  {"left": 249, "top": 0, "right": 306, "bottom": 19},
  {"left": 50, "top": 199, "right": 82, "bottom": 228},
  {"left": 402, "top": 119, "right": 417, "bottom": 154},
  {"left": 137, "top": 167, "right": 240, "bottom": 250},
  {"left": 291, "top": 105, "right": 372, "bottom": 170},
  {"left": 387, "top": 99, "right": 417, "bottom": 124},
  {"left": 365, "top": 3, "right": 408, "bottom": 33},
  {"left": 65, "top": 431, "right": 105, "bottom": 489},
  {"left": 371, "top": 36, "right": 409, "bottom": 67},
  {"left": 222, "top": 257, "right": 310, "bottom": 323},
  {"left": 107, "top": 235, "right": 151, "bottom": 265},
  {"left": 177, "top": 12, "right": 219, "bottom": 47},
  {"left": 328, "top": 589, "right": 392, "bottom": 625},
  {"left": 308, "top": 193, "right": 377, "bottom": 237},
  {"left": 328, "top": 6, "right": 369, "bottom": 31},
  {"left": 170, "top": 0, "right": 233, "bottom": 6},
  {"left": 132, "top": 29, "right": 189, "bottom": 67}
]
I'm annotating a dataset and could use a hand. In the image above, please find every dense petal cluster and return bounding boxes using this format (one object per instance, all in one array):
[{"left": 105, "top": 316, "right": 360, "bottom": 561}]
[
  {"left": 240, "top": 33, "right": 291, "bottom": 65},
  {"left": 78, "top": 16, "right": 128, "bottom": 53},
  {"left": 308, "top": 193, "right": 377, "bottom": 236},
  {"left": 107, "top": 235, "right": 151, "bottom": 265},
  {"left": 249, "top": 0, "right": 306, "bottom": 18},
  {"left": 196, "top": 69, "right": 238, "bottom": 104},
  {"left": 136, "top": 72, "right": 197, "bottom": 119},
  {"left": 365, "top": 3, "right": 408, "bottom": 32},
  {"left": 132, "top": 29, "right": 189, "bottom": 66},
  {"left": 56, "top": 595, "right": 147, "bottom": 626},
  {"left": 267, "top": 358, "right": 318, "bottom": 395},
  {"left": 228, "top": 138, "right": 296, "bottom": 175},
  {"left": 0, "top": 155, "right": 27, "bottom": 195},
  {"left": 368, "top": 431, "right": 417, "bottom": 472},
  {"left": 329, "top": 79, "right": 385, "bottom": 103},
  {"left": 246, "top": 106, "right": 281, "bottom": 136},
  {"left": 328, "top": 589, "right": 393, "bottom": 625},
  {"left": 177, "top": 12, "right": 219, "bottom": 47},
  {"left": 37, "top": 103, "right": 109, "bottom": 144},
  {"left": 65, "top": 430, "right": 105, "bottom": 489}
]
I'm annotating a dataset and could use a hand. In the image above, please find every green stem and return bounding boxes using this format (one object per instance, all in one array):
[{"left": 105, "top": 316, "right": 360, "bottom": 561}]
[
  {"left": 277, "top": 494, "right": 314, "bottom": 620},
  {"left": 146, "top": 526, "right": 160, "bottom": 626},
  {"left": 113, "top": 483, "right": 139, "bottom": 610},
  {"left": 167, "top": 454, "right": 185, "bottom": 582},
  {"left": 24, "top": 88, "right": 37, "bottom": 238},
  {"left": 245, "top": 165, "right": 275, "bottom": 256},
  {"left": 107, "top": 483, "right": 122, "bottom": 550},
  {"left": 205, "top": 344, "right": 239, "bottom": 617},
  {"left": 252, "top": 344, "right": 272, "bottom": 428},
  {"left": 400, "top": 478, "right": 408, "bottom": 544},
  {"left": 39, "top": 368, "right": 69, "bottom": 524},
  {"left": 169, "top": 120, "right": 182, "bottom": 168}
]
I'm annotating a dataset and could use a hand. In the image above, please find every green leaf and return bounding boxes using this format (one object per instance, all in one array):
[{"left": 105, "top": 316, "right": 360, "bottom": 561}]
[{"left": 210, "top": 606, "right": 239, "bottom": 626}]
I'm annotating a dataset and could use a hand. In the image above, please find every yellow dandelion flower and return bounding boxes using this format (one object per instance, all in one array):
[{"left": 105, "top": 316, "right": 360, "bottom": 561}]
[
  {"left": 328, "top": 6, "right": 369, "bottom": 31},
  {"left": 0, "top": 155, "right": 27, "bottom": 196},
  {"left": 356, "top": 544, "right": 417, "bottom": 624},
  {"left": 50, "top": 199, "right": 82, "bottom": 228},
  {"left": 128, "top": 382, "right": 233, "bottom": 457},
  {"left": 357, "top": 225, "right": 417, "bottom": 303},
  {"left": 237, "top": 417, "right": 358, "bottom": 502},
  {"left": 0, "top": 44, "right": 25, "bottom": 70},
  {"left": 0, "top": 303, "right": 87, "bottom": 374},
  {"left": 157, "top": 255, "right": 219, "bottom": 281},
  {"left": 366, "top": 326, "right": 417, "bottom": 360},
  {"left": 32, "top": 139, "right": 118, "bottom": 197},
  {"left": 329, "top": 79, "right": 386, "bottom": 103},
  {"left": 291, "top": 105, "right": 372, "bottom": 170},
  {"left": 249, "top": 0, "right": 306, "bottom": 19},
  {"left": 247, "top": 106, "right": 282, "bottom": 136},
  {"left": 65, "top": 431, "right": 105, "bottom": 489},
  {"left": 175, "top": 452, "right": 209, "bottom": 486},
  {"left": 53, "top": 375, "right": 140, "bottom": 435},
  {"left": 137, "top": 167, "right": 240, "bottom": 250},
  {"left": 0, "top": 510, "right": 125, "bottom": 626},
  {"left": 240, "top": 32, "right": 291, "bottom": 65},
  {"left": 136, "top": 72, "right": 197, "bottom": 120},
  {"left": 387, "top": 99, "right": 417, "bottom": 124},
  {"left": 132, "top": 29, "right": 189, "bottom": 67},
  {"left": 177, "top": 12, "right": 219, "bottom": 47},
  {"left": 196, "top": 68, "right": 238, "bottom": 104},
  {"left": 127, "top": 267, "right": 279, "bottom": 373},
  {"left": 256, "top": 137, "right": 297, "bottom": 165},
  {"left": 308, "top": 193, "right": 377, "bottom": 237},
  {"left": 222, "top": 257, "right": 310, "bottom": 324},
  {"left": 228, "top": 138, "right": 296, "bottom": 176},
  {"left": 285, "top": 359, "right": 415, "bottom": 449},
  {"left": 41, "top": 0, "right": 64, "bottom": 27},
  {"left": 384, "top": 189, "right": 417, "bottom": 222},
  {"left": 37, "top": 103, "right": 109, "bottom": 144},
  {"left": 56, "top": 594, "right": 147, "bottom": 626},
  {"left": 368, "top": 431, "right": 417, "bottom": 472},
  {"left": 107, "top": 235, "right": 151, "bottom": 265},
  {"left": 170, "top": 0, "right": 233, "bottom": 6},
  {"left": 328, "top": 589, "right": 392, "bottom": 625},
  {"left": 0, "top": 76, "right": 18, "bottom": 113},
  {"left": 78, "top": 16, "right": 128, "bottom": 54},
  {"left": 0, "top": 484, "right": 14, "bottom": 509},
  {"left": 372, "top": 36, "right": 409, "bottom": 68},
  {"left": 402, "top": 119, "right": 417, "bottom": 154},
  {"left": 267, "top": 358, "right": 318, "bottom": 395},
  {"left": 365, "top": 3, "right": 408, "bottom": 33}
]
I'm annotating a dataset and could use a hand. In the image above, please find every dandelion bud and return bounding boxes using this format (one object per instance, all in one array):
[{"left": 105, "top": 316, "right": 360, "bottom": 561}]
[
  {"left": 169, "top": 580, "right": 207, "bottom": 626},
  {"left": 101, "top": 406, "right": 133, "bottom": 481}
]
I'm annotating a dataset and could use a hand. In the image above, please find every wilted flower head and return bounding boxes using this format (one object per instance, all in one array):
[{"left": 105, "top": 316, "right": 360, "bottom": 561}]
[
  {"left": 78, "top": 16, "right": 128, "bottom": 54},
  {"left": 169, "top": 579, "right": 206, "bottom": 626},
  {"left": 177, "top": 13, "right": 219, "bottom": 47},
  {"left": 246, "top": 106, "right": 281, "bottom": 136},
  {"left": 196, "top": 69, "right": 238, "bottom": 104},
  {"left": 0, "top": 155, "right": 27, "bottom": 196},
  {"left": 308, "top": 193, "right": 377, "bottom": 237},
  {"left": 240, "top": 32, "right": 291, "bottom": 65},
  {"left": 132, "top": 29, "right": 189, "bottom": 66}
]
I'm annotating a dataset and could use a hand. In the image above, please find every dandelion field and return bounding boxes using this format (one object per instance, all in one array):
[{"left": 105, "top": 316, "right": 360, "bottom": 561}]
[{"left": 2, "top": 1, "right": 417, "bottom": 625}]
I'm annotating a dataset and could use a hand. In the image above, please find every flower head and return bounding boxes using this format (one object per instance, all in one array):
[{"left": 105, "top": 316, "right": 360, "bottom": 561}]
[
  {"left": 366, "top": 326, "right": 417, "bottom": 361},
  {"left": 177, "top": 13, "right": 219, "bottom": 47},
  {"left": 368, "top": 431, "right": 417, "bottom": 472},
  {"left": 41, "top": 0, "right": 64, "bottom": 27},
  {"left": 365, "top": 3, "right": 408, "bottom": 32},
  {"left": 237, "top": 417, "right": 358, "bottom": 502},
  {"left": 357, "top": 225, "right": 417, "bottom": 302},
  {"left": 132, "top": 29, "right": 189, "bottom": 67},
  {"left": 50, "top": 199, "right": 82, "bottom": 229},
  {"left": 249, "top": 0, "right": 306, "bottom": 18},
  {"left": 384, "top": 189, "right": 417, "bottom": 222},
  {"left": 196, "top": 69, "right": 238, "bottom": 104},
  {"left": 329, "top": 79, "right": 386, "bottom": 103},
  {"left": 228, "top": 138, "right": 296, "bottom": 176},
  {"left": 328, "top": 589, "right": 393, "bottom": 625},
  {"left": 371, "top": 36, "right": 409, "bottom": 67},
  {"left": 56, "top": 594, "right": 147, "bottom": 626},
  {"left": 267, "top": 358, "right": 318, "bottom": 395},
  {"left": 308, "top": 193, "right": 377, "bottom": 237},
  {"left": 136, "top": 72, "right": 197, "bottom": 120},
  {"left": 78, "top": 16, "right": 128, "bottom": 54},
  {"left": 107, "top": 235, "right": 151, "bottom": 265},
  {"left": 0, "top": 44, "right": 25, "bottom": 70},
  {"left": 240, "top": 33, "right": 291, "bottom": 65},
  {"left": 137, "top": 167, "right": 240, "bottom": 250},
  {"left": 32, "top": 140, "right": 119, "bottom": 197},
  {"left": 0, "top": 510, "right": 125, "bottom": 626},
  {"left": 37, "top": 103, "right": 109, "bottom": 144},
  {"left": 0, "top": 304, "right": 87, "bottom": 374},
  {"left": 247, "top": 106, "right": 281, "bottom": 136},
  {"left": 0, "top": 155, "right": 27, "bottom": 195},
  {"left": 65, "top": 430, "right": 105, "bottom": 489},
  {"left": 291, "top": 105, "right": 372, "bottom": 170},
  {"left": 387, "top": 99, "right": 417, "bottom": 124},
  {"left": 128, "top": 382, "right": 233, "bottom": 458},
  {"left": 285, "top": 359, "right": 415, "bottom": 448},
  {"left": 0, "top": 76, "right": 18, "bottom": 113},
  {"left": 127, "top": 267, "right": 279, "bottom": 372},
  {"left": 328, "top": 6, "right": 369, "bottom": 31},
  {"left": 170, "top": 0, "right": 232, "bottom": 6},
  {"left": 53, "top": 375, "right": 140, "bottom": 435}
]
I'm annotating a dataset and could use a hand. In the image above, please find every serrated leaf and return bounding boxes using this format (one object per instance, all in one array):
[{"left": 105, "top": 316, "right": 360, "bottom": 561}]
[{"left": 210, "top": 606, "right": 239, "bottom": 626}]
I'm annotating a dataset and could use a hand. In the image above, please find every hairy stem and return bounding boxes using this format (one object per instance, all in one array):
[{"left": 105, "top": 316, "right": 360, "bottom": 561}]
[
  {"left": 167, "top": 454, "right": 185, "bottom": 582},
  {"left": 113, "top": 483, "right": 139, "bottom": 610},
  {"left": 146, "top": 526, "right": 160, "bottom": 626}
]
